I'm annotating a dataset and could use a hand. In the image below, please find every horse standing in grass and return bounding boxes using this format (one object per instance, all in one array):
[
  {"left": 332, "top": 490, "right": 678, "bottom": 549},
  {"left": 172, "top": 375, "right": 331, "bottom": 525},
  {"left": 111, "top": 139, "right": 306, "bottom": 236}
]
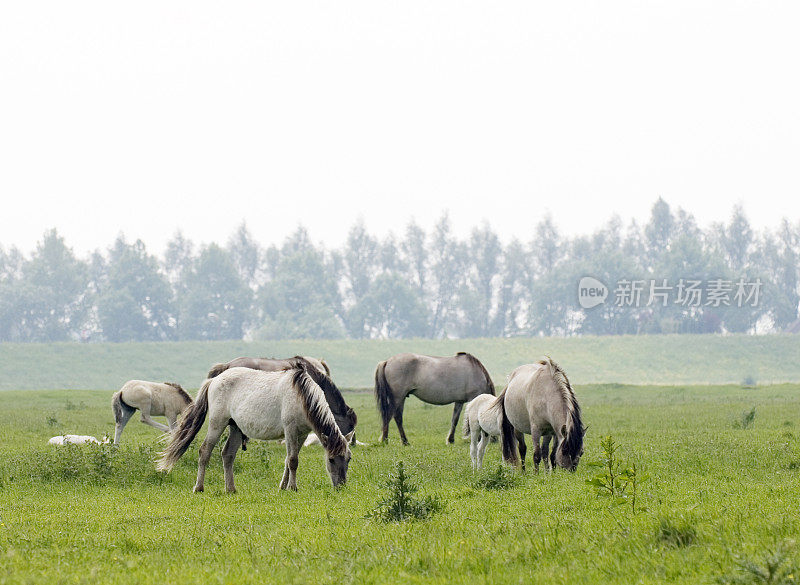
[
  {"left": 112, "top": 381, "right": 192, "bottom": 445},
  {"left": 498, "top": 357, "right": 585, "bottom": 472},
  {"left": 208, "top": 356, "right": 353, "bottom": 448},
  {"left": 207, "top": 356, "right": 330, "bottom": 378},
  {"left": 375, "top": 352, "right": 495, "bottom": 445},
  {"left": 157, "top": 358, "right": 355, "bottom": 492},
  {"left": 462, "top": 394, "right": 503, "bottom": 469}
]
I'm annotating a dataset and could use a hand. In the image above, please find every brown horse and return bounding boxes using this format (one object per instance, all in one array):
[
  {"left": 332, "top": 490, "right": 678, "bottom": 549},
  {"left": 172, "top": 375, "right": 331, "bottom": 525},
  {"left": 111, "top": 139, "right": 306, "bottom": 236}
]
[{"left": 375, "top": 352, "right": 495, "bottom": 445}]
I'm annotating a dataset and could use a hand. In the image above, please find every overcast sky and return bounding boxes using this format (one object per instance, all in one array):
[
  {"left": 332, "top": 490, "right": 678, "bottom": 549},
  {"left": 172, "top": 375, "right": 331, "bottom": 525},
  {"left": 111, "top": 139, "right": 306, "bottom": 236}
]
[{"left": 1, "top": 2, "right": 798, "bottom": 256}]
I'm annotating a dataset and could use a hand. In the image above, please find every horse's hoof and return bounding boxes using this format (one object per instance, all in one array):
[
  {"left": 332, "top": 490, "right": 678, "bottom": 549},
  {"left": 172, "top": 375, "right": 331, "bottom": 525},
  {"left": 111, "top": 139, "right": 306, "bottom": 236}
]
[{"left": 193, "top": 485, "right": 204, "bottom": 493}]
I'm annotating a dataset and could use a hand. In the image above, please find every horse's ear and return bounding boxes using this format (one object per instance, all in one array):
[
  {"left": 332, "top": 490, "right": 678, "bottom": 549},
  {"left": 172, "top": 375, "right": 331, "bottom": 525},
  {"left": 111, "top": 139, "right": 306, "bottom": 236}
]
[
  {"left": 561, "top": 424, "right": 567, "bottom": 437},
  {"left": 583, "top": 424, "right": 590, "bottom": 434},
  {"left": 318, "top": 433, "right": 329, "bottom": 448},
  {"left": 345, "top": 430, "right": 355, "bottom": 444}
]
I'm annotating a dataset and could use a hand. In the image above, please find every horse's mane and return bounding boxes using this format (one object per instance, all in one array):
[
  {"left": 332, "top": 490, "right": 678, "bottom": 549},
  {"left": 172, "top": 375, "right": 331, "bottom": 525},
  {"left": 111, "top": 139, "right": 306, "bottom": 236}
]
[
  {"left": 287, "top": 356, "right": 356, "bottom": 433},
  {"left": 289, "top": 361, "right": 349, "bottom": 457},
  {"left": 538, "top": 356, "right": 583, "bottom": 459},
  {"left": 456, "top": 352, "right": 495, "bottom": 395},
  {"left": 163, "top": 381, "right": 193, "bottom": 404}
]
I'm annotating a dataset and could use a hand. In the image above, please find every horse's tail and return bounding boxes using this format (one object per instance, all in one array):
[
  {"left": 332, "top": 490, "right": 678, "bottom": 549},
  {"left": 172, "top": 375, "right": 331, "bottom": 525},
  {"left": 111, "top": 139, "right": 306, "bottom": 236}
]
[
  {"left": 112, "top": 390, "right": 135, "bottom": 423},
  {"left": 496, "top": 390, "right": 519, "bottom": 466},
  {"left": 374, "top": 361, "right": 395, "bottom": 431},
  {"left": 207, "top": 362, "right": 230, "bottom": 379},
  {"left": 291, "top": 365, "right": 348, "bottom": 457},
  {"left": 462, "top": 400, "right": 472, "bottom": 439},
  {"left": 157, "top": 379, "right": 211, "bottom": 472}
]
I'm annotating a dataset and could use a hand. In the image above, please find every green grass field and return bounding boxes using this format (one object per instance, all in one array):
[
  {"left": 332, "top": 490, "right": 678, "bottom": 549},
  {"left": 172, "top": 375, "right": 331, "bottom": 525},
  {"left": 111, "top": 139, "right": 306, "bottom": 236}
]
[
  {"left": 1, "top": 333, "right": 799, "bottom": 391},
  {"left": 1, "top": 383, "right": 799, "bottom": 584}
]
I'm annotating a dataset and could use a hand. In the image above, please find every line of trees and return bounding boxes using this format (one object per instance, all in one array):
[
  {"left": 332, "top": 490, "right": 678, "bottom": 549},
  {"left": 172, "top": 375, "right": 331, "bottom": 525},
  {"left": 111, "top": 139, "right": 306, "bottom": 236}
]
[{"left": 0, "top": 198, "right": 797, "bottom": 342}]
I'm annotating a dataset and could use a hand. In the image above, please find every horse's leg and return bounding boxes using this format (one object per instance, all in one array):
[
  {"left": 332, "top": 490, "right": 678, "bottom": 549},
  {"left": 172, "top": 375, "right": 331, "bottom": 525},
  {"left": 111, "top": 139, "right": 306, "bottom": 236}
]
[
  {"left": 138, "top": 398, "right": 170, "bottom": 433},
  {"left": 531, "top": 430, "right": 542, "bottom": 473},
  {"left": 193, "top": 418, "right": 226, "bottom": 493},
  {"left": 279, "top": 430, "right": 304, "bottom": 491},
  {"left": 113, "top": 407, "right": 134, "bottom": 445},
  {"left": 477, "top": 431, "right": 490, "bottom": 470},
  {"left": 222, "top": 423, "right": 244, "bottom": 494},
  {"left": 394, "top": 397, "right": 409, "bottom": 446},
  {"left": 542, "top": 434, "right": 554, "bottom": 471},
  {"left": 516, "top": 431, "right": 527, "bottom": 473},
  {"left": 166, "top": 411, "right": 178, "bottom": 432},
  {"left": 447, "top": 402, "right": 464, "bottom": 444},
  {"left": 469, "top": 424, "right": 480, "bottom": 469},
  {"left": 550, "top": 437, "right": 558, "bottom": 470}
]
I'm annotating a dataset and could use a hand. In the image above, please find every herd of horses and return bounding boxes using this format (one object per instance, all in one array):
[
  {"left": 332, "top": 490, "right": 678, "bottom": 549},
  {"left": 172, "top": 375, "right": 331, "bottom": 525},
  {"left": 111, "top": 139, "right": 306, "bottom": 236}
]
[{"left": 110, "top": 352, "right": 585, "bottom": 492}]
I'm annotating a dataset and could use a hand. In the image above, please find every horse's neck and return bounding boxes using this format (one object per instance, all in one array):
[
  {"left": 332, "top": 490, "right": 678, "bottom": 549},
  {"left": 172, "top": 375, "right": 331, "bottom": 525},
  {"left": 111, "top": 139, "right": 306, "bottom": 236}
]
[{"left": 542, "top": 382, "right": 571, "bottom": 433}]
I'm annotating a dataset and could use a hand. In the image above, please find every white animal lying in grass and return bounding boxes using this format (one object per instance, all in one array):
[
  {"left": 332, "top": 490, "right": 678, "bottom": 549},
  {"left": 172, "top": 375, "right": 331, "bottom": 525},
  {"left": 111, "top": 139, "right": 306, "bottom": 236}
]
[{"left": 48, "top": 435, "right": 110, "bottom": 446}]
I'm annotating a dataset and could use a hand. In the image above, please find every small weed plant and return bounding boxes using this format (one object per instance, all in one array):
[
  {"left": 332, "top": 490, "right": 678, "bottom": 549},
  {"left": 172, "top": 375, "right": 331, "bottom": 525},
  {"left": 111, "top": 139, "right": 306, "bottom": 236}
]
[
  {"left": 656, "top": 515, "right": 698, "bottom": 548},
  {"left": 586, "top": 435, "right": 648, "bottom": 512},
  {"left": 734, "top": 407, "right": 757, "bottom": 430},
  {"left": 474, "top": 464, "right": 519, "bottom": 491},
  {"left": 719, "top": 543, "right": 798, "bottom": 585},
  {"left": 368, "top": 461, "right": 443, "bottom": 522}
]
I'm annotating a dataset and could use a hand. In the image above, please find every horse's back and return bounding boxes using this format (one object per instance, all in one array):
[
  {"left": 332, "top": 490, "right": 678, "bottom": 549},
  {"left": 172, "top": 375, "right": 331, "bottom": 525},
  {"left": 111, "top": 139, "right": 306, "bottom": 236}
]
[
  {"left": 504, "top": 362, "right": 559, "bottom": 435},
  {"left": 386, "top": 353, "right": 487, "bottom": 404},
  {"left": 212, "top": 367, "right": 299, "bottom": 441},
  {"left": 119, "top": 380, "right": 157, "bottom": 411},
  {"left": 227, "top": 356, "right": 328, "bottom": 376},
  {"left": 469, "top": 394, "right": 501, "bottom": 435}
]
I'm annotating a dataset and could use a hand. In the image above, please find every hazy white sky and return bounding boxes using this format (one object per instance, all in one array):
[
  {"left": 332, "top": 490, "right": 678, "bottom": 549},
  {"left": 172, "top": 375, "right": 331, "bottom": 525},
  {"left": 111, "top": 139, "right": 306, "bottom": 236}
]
[{"left": 1, "top": 2, "right": 798, "bottom": 256}]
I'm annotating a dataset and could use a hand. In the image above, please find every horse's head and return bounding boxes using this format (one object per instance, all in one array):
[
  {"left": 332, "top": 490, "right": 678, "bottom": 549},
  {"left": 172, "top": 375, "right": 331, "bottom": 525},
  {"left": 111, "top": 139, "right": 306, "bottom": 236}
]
[
  {"left": 324, "top": 445, "right": 352, "bottom": 488},
  {"left": 555, "top": 424, "right": 585, "bottom": 472}
]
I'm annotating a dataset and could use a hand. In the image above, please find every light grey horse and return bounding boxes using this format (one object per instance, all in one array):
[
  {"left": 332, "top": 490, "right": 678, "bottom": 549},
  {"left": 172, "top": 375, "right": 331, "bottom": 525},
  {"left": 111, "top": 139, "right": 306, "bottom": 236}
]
[
  {"left": 157, "top": 358, "right": 354, "bottom": 492},
  {"left": 208, "top": 355, "right": 354, "bottom": 448},
  {"left": 497, "top": 357, "right": 585, "bottom": 472},
  {"left": 112, "top": 380, "right": 193, "bottom": 444},
  {"left": 375, "top": 352, "right": 495, "bottom": 445},
  {"left": 462, "top": 393, "right": 502, "bottom": 469}
]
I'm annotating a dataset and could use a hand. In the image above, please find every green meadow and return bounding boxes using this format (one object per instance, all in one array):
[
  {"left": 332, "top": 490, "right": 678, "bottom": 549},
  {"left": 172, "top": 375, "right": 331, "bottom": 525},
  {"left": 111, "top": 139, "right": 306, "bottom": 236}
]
[
  {"left": 1, "top": 382, "right": 799, "bottom": 584},
  {"left": 0, "top": 333, "right": 798, "bottom": 391}
]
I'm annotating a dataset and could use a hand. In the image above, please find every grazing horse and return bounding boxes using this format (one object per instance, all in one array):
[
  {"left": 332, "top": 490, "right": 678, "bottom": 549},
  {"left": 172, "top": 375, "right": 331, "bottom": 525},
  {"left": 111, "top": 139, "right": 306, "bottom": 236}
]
[
  {"left": 462, "top": 393, "right": 503, "bottom": 469},
  {"left": 207, "top": 356, "right": 330, "bottom": 379},
  {"left": 498, "top": 357, "right": 585, "bottom": 472},
  {"left": 157, "top": 358, "right": 355, "bottom": 492},
  {"left": 112, "top": 380, "right": 192, "bottom": 445},
  {"left": 375, "top": 352, "right": 495, "bottom": 445},
  {"left": 207, "top": 356, "right": 352, "bottom": 447}
]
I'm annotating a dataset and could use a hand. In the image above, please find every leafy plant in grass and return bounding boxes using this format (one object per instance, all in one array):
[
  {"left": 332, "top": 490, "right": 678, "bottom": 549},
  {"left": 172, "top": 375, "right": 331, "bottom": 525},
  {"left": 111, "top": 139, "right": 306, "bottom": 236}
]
[
  {"left": 586, "top": 435, "right": 648, "bottom": 512},
  {"left": 655, "top": 514, "right": 698, "bottom": 548},
  {"left": 719, "top": 543, "right": 798, "bottom": 584},
  {"left": 368, "top": 461, "right": 443, "bottom": 522},
  {"left": 734, "top": 407, "right": 757, "bottom": 430},
  {"left": 474, "top": 464, "right": 519, "bottom": 491}
]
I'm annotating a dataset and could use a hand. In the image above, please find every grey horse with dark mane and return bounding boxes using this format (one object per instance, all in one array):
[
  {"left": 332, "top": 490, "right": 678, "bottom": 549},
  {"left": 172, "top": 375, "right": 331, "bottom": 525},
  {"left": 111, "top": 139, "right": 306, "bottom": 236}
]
[
  {"left": 207, "top": 356, "right": 330, "bottom": 379},
  {"left": 158, "top": 357, "right": 355, "bottom": 492},
  {"left": 207, "top": 356, "right": 352, "bottom": 448},
  {"left": 375, "top": 352, "right": 495, "bottom": 445},
  {"left": 497, "top": 357, "right": 585, "bottom": 472}
]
